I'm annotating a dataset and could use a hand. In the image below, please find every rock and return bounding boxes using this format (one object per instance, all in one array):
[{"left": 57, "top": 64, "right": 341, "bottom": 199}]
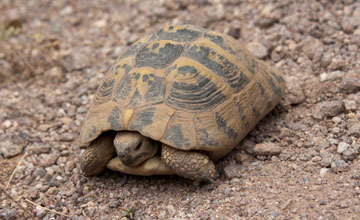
[
  {"left": 338, "top": 201, "right": 349, "bottom": 209},
  {"left": 340, "top": 71, "right": 360, "bottom": 93},
  {"left": 313, "top": 100, "right": 344, "bottom": 119},
  {"left": 322, "top": 101, "right": 344, "bottom": 117},
  {"left": 348, "top": 44, "right": 358, "bottom": 52},
  {"left": 235, "top": 151, "right": 254, "bottom": 164},
  {"left": 319, "top": 168, "right": 329, "bottom": 178},
  {"left": 329, "top": 56, "right": 345, "bottom": 71},
  {"left": 256, "top": 4, "right": 282, "bottom": 27},
  {"left": 61, "top": 51, "right": 90, "bottom": 71},
  {"left": 60, "top": 5, "right": 73, "bottom": 16},
  {"left": 297, "top": 36, "right": 322, "bottom": 60},
  {"left": 45, "top": 66, "right": 63, "bottom": 81},
  {"left": 342, "top": 18, "right": 354, "bottom": 33},
  {"left": 332, "top": 116, "right": 342, "bottom": 124},
  {"left": 330, "top": 160, "right": 349, "bottom": 172},
  {"left": 47, "top": 186, "right": 60, "bottom": 195},
  {"left": 206, "top": 4, "right": 225, "bottom": 21},
  {"left": 320, "top": 53, "right": 332, "bottom": 68},
  {"left": 33, "top": 167, "right": 46, "bottom": 177},
  {"left": 36, "top": 207, "right": 47, "bottom": 218},
  {"left": 166, "top": 205, "right": 176, "bottom": 217},
  {"left": 38, "top": 124, "right": 52, "bottom": 132},
  {"left": 319, "top": 71, "right": 345, "bottom": 82},
  {"left": 183, "top": 10, "right": 208, "bottom": 27},
  {"left": 343, "top": 99, "right": 357, "bottom": 111},
  {"left": 337, "top": 142, "right": 350, "bottom": 154},
  {"left": 227, "top": 27, "right": 241, "bottom": 39},
  {"left": 342, "top": 147, "right": 358, "bottom": 161},
  {"left": 223, "top": 164, "right": 243, "bottom": 179},
  {"left": 348, "top": 123, "right": 360, "bottom": 137},
  {"left": 246, "top": 142, "right": 282, "bottom": 156},
  {"left": 32, "top": 144, "right": 51, "bottom": 154},
  {"left": 191, "top": 198, "right": 201, "bottom": 207},
  {"left": 158, "top": 211, "right": 167, "bottom": 220},
  {"left": 39, "top": 153, "right": 58, "bottom": 167},
  {"left": 0, "top": 208, "right": 18, "bottom": 220},
  {"left": 1, "top": 120, "right": 12, "bottom": 129},
  {"left": 0, "top": 140, "right": 25, "bottom": 158},
  {"left": 61, "top": 132, "right": 74, "bottom": 141},
  {"left": 246, "top": 42, "right": 268, "bottom": 59},
  {"left": 312, "top": 156, "right": 321, "bottom": 162},
  {"left": 320, "top": 153, "right": 334, "bottom": 167},
  {"left": 93, "top": 19, "right": 107, "bottom": 28},
  {"left": 285, "top": 76, "right": 305, "bottom": 104},
  {"left": 241, "top": 139, "right": 256, "bottom": 150}
]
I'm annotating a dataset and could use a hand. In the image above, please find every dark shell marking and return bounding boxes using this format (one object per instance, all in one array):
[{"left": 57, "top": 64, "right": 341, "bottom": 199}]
[
  {"left": 94, "top": 79, "right": 115, "bottom": 104},
  {"left": 128, "top": 106, "right": 155, "bottom": 131},
  {"left": 81, "top": 25, "right": 285, "bottom": 154},
  {"left": 152, "top": 26, "right": 202, "bottom": 42},
  {"left": 135, "top": 41, "right": 184, "bottom": 69},
  {"left": 108, "top": 106, "right": 123, "bottom": 130}
]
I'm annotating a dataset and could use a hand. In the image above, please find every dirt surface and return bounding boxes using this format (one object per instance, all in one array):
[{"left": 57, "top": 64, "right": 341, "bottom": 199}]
[{"left": 1, "top": 0, "right": 360, "bottom": 219}]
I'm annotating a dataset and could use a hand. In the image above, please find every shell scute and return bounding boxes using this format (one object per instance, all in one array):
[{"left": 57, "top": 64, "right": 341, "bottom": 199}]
[
  {"left": 161, "top": 111, "right": 196, "bottom": 150},
  {"left": 184, "top": 41, "right": 251, "bottom": 93},
  {"left": 165, "top": 58, "right": 230, "bottom": 112}
]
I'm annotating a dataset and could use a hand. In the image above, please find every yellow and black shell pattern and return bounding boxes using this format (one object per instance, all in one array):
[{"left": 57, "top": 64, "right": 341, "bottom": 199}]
[{"left": 80, "top": 25, "right": 285, "bottom": 159}]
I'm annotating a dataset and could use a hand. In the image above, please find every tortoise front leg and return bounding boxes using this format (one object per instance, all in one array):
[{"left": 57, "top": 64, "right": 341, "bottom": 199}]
[
  {"left": 161, "top": 144, "right": 218, "bottom": 182},
  {"left": 80, "top": 132, "right": 116, "bottom": 176}
]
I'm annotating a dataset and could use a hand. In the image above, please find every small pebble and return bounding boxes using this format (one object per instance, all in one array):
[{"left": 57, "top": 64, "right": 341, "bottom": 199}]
[
  {"left": 340, "top": 71, "right": 360, "bottom": 93},
  {"left": 33, "top": 167, "right": 47, "bottom": 177},
  {"left": 61, "top": 52, "right": 90, "bottom": 71},
  {"left": 2, "top": 120, "right": 12, "bottom": 129},
  {"left": 246, "top": 142, "right": 282, "bottom": 156},
  {"left": 313, "top": 100, "right": 344, "bottom": 119},
  {"left": 45, "top": 66, "right": 63, "bottom": 81},
  {"left": 40, "top": 153, "right": 59, "bottom": 167},
  {"left": 319, "top": 168, "right": 329, "bottom": 178},
  {"left": 0, "top": 208, "right": 18, "bottom": 220},
  {"left": 223, "top": 164, "right": 243, "bottom": 179},
  {"left": 349, "top": 123, "right": 360, "bottom": 137},
  {"left": 319, "top": 71, "right": 344, "bottom": 82},
  {"left": 246, "top": 42, "right": 268, "bottom": 58},
  {"left": 0, "top": 141, "right": 24, "bottom": 158},
  {"left": 329, "top": 56, "right": 345, "bottom": 71},
  {"left": 338, "top": 201, "right": 349, "bottom": 209},
  {"left": 285, "top": 76, "right": 305, "bottom": 104},
  {"left": 166, "top": 205, "right": 176, "bottom": 217},
  {"left": 342, "top": 147, "right": 358, "bottom": 161},
  {"left": 337, "top": 142, "right": 350, "bottom": 154},
  {"left": 332, "top": 116, "right": 342, "bottom": 124},
  {"left": 343, "top": 99, "right": 356, "bottom": 111},
  {"left": 331, "top": 160, "right": 349, "bottom": 172}
]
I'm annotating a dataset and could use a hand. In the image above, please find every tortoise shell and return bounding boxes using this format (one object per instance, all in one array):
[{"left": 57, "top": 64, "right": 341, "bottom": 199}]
[{"left": 80, "top": 25, "right": 285, "bottom": 160}]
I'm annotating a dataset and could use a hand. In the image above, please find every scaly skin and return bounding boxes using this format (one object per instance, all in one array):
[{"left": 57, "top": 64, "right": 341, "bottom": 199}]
[
  {"left": 161, "top": 144, "right": 218, "bottom": 182},
  {"left": 80, "top": 132, "right": 116, "bottom": 176}
]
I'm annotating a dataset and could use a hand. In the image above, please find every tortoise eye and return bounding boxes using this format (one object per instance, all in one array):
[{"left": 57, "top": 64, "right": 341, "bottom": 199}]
[{"left": 135, "top": 141, "right": 142, "bottom": 150}]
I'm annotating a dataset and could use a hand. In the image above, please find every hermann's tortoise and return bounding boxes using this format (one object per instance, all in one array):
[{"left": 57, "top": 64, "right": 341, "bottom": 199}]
[{"left": 80, "top": 25, "right": 285, "bottom": 181}]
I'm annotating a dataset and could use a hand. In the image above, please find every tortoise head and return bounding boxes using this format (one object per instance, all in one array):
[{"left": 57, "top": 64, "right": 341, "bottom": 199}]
[{"left": 113, "top": 131, "right": 158, "bottom": 167}]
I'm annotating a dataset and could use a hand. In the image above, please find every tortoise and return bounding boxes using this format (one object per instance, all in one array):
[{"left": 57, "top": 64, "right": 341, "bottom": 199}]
[{"left": 79, "top": 25, "right": 285, "bottom": 181}]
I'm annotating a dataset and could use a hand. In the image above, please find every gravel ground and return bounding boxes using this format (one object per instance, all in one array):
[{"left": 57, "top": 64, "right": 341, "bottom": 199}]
[{"left": 0, "top": 0, "right": 360, "bottom": 219}]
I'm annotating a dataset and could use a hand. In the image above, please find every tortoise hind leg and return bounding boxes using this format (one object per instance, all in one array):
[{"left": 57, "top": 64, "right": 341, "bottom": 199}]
[{"left": 161, "top": 144, "right": 217, "bottom": 182}]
